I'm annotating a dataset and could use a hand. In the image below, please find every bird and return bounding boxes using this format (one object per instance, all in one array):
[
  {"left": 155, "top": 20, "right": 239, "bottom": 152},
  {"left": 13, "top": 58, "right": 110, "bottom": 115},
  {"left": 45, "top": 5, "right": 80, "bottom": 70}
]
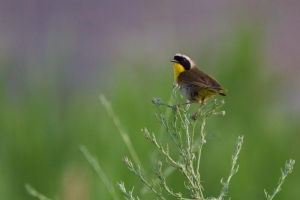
[{"left": 170, "top": 53, "right": 227, "bottom": 105}]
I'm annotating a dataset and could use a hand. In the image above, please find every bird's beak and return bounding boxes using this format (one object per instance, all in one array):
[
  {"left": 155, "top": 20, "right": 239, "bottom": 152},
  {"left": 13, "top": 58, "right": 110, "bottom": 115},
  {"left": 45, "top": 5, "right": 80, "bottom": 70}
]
[{"left": 170, "top": 59, "right": 178, "bottom": 63}]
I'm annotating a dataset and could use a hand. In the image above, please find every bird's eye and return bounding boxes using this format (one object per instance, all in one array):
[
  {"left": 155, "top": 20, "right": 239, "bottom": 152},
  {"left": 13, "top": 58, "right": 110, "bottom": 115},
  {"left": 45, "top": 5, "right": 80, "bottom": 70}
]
[{"left": 181, "top": 58, "right": 191, "bottom": 70}]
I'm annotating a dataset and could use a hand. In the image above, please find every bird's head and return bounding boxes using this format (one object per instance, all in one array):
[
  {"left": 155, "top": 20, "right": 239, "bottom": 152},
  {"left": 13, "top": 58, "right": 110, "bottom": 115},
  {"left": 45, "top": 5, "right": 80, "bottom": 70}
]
[{"left": 170, "top": 53, "right": 196, "bottom": 70}]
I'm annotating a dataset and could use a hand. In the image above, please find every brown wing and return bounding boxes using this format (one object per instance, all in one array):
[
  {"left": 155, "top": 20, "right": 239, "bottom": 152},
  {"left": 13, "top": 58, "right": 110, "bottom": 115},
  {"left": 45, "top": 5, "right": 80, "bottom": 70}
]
[
  {"left": 178, "top": 68, "right": 227, "bottom": 96},
  {"left": 178, "top": 68, "right": 223, "bottom": 89}
]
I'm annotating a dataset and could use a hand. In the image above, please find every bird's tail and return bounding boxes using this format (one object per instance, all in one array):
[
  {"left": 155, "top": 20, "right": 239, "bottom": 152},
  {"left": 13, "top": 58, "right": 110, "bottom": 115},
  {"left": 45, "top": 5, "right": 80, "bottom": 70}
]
[
  {"left": 208, "top": 87, "right": 227, "bottom": 96},
  {"left": 218, "top": 88, "right": 227, "bottom": 96}
]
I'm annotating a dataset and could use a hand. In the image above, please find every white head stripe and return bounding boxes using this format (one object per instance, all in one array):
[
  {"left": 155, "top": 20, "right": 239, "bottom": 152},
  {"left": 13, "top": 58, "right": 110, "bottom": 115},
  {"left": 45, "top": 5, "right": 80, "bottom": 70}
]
[{"left": 174, "top": 53, "right": 195, "bottom": 68}]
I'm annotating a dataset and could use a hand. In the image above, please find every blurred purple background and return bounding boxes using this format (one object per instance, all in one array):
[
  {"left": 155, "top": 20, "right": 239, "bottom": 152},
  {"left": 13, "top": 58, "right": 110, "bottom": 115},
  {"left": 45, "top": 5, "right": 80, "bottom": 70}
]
[{"left": 1, "top": 1, "right": 299, "bottom": 90}]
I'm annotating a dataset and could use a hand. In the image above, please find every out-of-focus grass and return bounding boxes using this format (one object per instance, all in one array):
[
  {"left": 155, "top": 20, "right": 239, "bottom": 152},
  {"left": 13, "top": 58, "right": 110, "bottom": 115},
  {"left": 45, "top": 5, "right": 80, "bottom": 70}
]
[{"left": 0, "top": 28, "right": 299, "bottom": 200}]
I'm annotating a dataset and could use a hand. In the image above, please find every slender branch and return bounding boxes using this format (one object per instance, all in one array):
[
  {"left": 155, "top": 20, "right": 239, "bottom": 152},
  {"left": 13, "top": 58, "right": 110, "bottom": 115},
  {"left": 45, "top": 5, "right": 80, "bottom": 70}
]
[
  {"left": 122, "top": 157, "right": 167, "bottom": 200},
  {"left": 264, "top": 159, "right": 295, "bottom": 200},
  {"left": 99, "top": 95, "right": 143, "bottom": 171},
  {"left": 197, "top": 117, "right": 206, "bottom": 173},
  {"left": 80, "top": 146, "right": 120, "bottom": 200},
  {"left": 218, "top": 136, "right": 244, "bottom": 200},
  {"left": 25, "top": 184, "right": 52, "bottom": 200}
]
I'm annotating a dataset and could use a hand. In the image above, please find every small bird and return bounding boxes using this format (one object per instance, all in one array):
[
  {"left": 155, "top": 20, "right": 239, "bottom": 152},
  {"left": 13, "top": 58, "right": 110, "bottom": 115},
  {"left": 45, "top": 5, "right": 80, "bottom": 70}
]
[{"left": 171, "top": 53, "right": 227, "bottom": 104}]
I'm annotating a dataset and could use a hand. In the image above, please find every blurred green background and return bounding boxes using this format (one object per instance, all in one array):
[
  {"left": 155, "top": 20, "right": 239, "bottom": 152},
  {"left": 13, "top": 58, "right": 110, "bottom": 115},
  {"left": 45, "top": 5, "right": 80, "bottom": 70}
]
[{"left": 1, "top": 1, "right": 300, "bottom": 200}]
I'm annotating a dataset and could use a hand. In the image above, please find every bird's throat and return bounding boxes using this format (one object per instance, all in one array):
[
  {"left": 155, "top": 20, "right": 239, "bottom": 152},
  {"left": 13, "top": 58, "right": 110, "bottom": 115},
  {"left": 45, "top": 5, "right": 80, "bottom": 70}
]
[{"left": 173, "top": 63, "right": 185, "bottom": 82}]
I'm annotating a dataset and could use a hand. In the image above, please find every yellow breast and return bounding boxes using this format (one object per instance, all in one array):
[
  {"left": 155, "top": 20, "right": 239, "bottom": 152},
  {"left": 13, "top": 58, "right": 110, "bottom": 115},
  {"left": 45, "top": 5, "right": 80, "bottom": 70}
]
[{"left": 173, "top": 63, "right": 185, "bottom": 82}]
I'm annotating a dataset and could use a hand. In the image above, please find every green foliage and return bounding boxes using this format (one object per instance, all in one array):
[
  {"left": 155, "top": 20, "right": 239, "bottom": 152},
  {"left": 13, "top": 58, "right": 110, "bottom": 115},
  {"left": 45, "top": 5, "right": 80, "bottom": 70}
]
[
  {"left": 117, "top": 97, "right": 241, "bottom": 199},
  {"left": 265, "top": 160, "right": 295, "bottom": 200},
  {"left": 113, "top": 97, "right": 293, "bottom": 200}
]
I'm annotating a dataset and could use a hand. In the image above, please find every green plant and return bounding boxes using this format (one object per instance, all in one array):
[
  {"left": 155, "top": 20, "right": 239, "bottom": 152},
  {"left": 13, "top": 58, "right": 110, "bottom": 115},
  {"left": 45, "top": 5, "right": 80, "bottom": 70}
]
[
  {"left": 25, "top": 95, "right": 295, "bottom": 200},
  {"left": 113, "top": 96, "right": 295, "bottom": 200},
  {"left": 25, "top": 184, "right": 53, "bottom": 200},
  {"left": 117, "top": 97, "right": 243, "bottom": 200},
  {"left": 264, "top": 160, "right": 295, "bottom": 200}
]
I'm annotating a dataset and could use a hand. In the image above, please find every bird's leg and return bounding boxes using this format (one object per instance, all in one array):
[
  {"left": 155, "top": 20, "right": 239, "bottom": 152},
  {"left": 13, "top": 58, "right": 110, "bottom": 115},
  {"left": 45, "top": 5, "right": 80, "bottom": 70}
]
[
  {"left": 172, "top": 101, "right": 191, "bottom": 112},
  {"left": 192, "top": 100, "right": 205, "bottom": 120},
  {"left": 175, "top": 101, "right": 192, "bottom": 107},
  {"left": 191, "top": 110, "right": 199, "bottom": 120}
]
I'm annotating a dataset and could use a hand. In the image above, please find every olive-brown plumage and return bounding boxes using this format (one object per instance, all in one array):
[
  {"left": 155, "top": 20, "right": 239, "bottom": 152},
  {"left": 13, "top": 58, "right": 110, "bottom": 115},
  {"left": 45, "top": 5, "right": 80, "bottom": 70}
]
[{"left": 171, "top": 53, "right": 227, "bottom": 104}]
